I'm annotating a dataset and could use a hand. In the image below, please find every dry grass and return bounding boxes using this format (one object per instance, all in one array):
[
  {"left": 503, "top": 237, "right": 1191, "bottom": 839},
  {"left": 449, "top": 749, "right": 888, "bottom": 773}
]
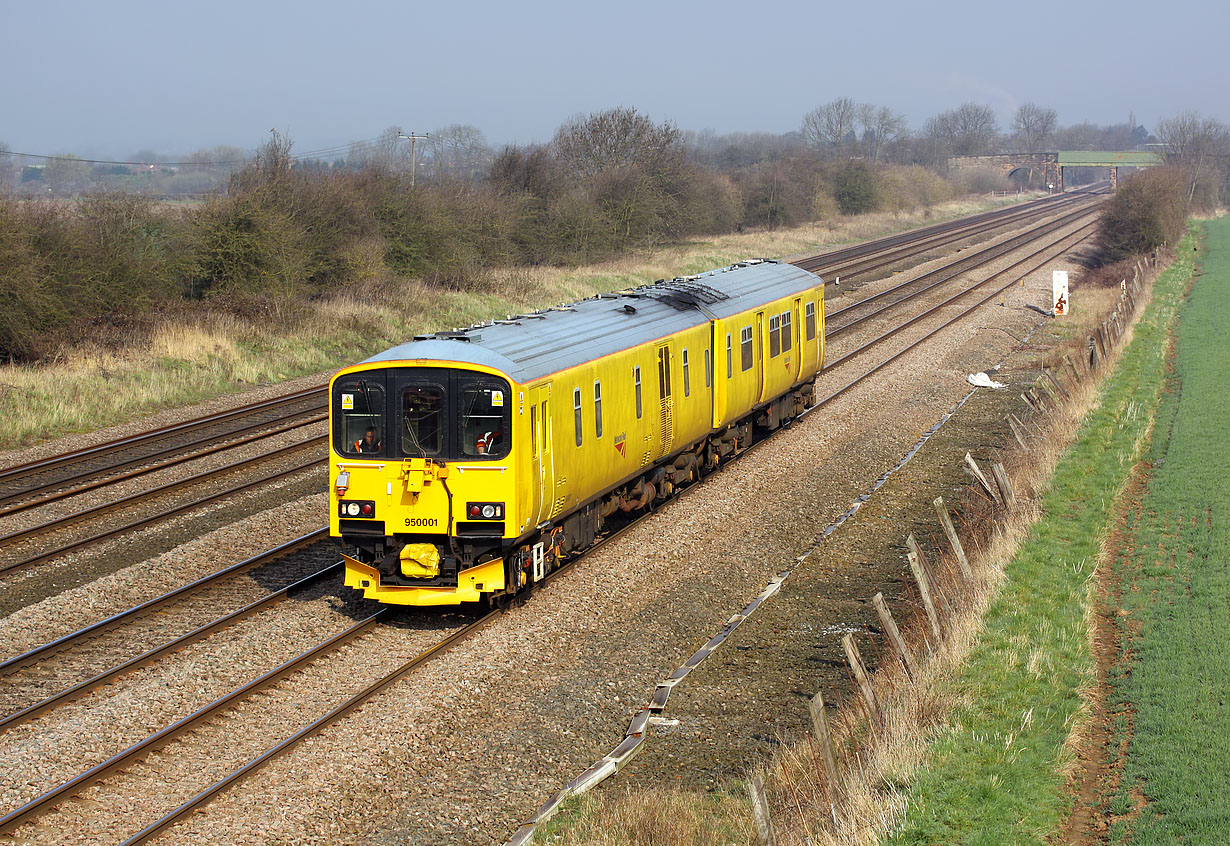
[{"left": 538, "top": 788, "right": 754, "bottom": 846}]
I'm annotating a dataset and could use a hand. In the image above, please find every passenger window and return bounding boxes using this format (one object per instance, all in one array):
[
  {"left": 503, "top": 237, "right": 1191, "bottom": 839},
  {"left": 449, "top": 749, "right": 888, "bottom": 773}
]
[
  {"left": 805, "top": 301, "right": 817, "bottom": 341},
  {"left": 769, "top": 315, "right": 781, "bottom": 358},
  {"left": 704, "top": 349, "right": 711, "bottom": 388},
  {"left": 782, "top": 311, "right": 793, "bottom": 352},
  {"left": 594, "top": 380, "right": 603, "bottom": 438},
  {"left": 337, "top": 379, "right": 385, "bottom": 457},
  {"left": 573, "top": 388, "right": 583, "bottom": 447},
  {"left": 740, "top": 326, "right": 753, "bottom": 372},
  {"left": 530, "top": 405, "right": 537, "bottom": 452},
  {"left": 726, "top": 334, "right": 733, "bottom": 378},
  {"left": 634, "top": 366, "right": 642, "bottom": 419},
  {"left": 402, "top": 384, "right": 444, "bottom": 456},
  {"left": 682, "top": 349, "right": 690, "bottom": 397}
]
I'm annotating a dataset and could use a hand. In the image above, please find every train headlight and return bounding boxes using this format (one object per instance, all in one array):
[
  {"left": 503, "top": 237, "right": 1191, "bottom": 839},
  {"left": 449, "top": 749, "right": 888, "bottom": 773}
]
[
  {"left": 346, "top": 502, "right": 361, "bottom": 516},
  {"left": 465, "top": 502, "right": 504, "bottom": 520}
]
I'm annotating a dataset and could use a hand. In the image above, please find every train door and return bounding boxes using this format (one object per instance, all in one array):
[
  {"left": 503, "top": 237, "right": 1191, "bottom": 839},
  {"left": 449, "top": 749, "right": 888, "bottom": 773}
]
[
  {"left": 755, "top": 311, "right": 766, "bottom": 402},
  {"left": 656, "top": 344, "right": 674, "bottom": 458},
  {"left": 529, "top": 384, "right": 553, "bottom": 527},
  {"left": 791, "top": 296, "right": 802, "bottom": 382}
]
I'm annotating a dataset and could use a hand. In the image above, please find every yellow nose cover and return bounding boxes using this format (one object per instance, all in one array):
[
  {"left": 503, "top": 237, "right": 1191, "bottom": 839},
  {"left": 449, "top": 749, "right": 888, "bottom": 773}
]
[{"left": 399, "top": 543, "right": 441, "bottom": 578}]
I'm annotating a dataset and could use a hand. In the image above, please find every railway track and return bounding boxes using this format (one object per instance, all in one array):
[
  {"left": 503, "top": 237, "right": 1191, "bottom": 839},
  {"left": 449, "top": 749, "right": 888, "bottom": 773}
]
[{"left": 0, "top": 195, "right": 1105, "bottom": 844}]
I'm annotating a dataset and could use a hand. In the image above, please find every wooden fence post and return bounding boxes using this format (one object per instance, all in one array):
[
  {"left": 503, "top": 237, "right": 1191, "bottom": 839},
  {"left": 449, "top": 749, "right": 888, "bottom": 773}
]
[
  {"left": 1044, "top": 370, "right": 1069, "bottom": 400},
  {"left": 964, "top": 452, "right": 999, "bottom": 504},
  {"left": 841, "top": 633, "right": 882, "bottom": 725},
  {"left": 990, "top": 462, "right": 1017, "bottom": 511},
  {"left": 1007, "top": 415, "right": 1029, "bottom": 450},
  {"left": 906, "top": 536, "right": 942, "bottom": 645},
  {"left": 873, "top": 592, "right": 918, "bottom": 680},
  {"left": 809, "top": 691, "right": 841, "bottom": 790},
  {"left": 933, "top": 496, "right": 971, "bottom": 578},
  {"left": 748, "top": 773, "right": 777, "bottom": 846}
]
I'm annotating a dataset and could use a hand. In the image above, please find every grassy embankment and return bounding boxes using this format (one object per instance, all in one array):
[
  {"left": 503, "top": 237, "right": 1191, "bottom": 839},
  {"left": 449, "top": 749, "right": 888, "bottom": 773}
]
[
  {"left": 1098, "top": 216, "right": 1230, "bottom": 844},
  {"left": 0, "top": 194, "right": 1030, "bottom": 453},
  {"left": 880, "top": 225, "right": 1198, "bottom": 844}
]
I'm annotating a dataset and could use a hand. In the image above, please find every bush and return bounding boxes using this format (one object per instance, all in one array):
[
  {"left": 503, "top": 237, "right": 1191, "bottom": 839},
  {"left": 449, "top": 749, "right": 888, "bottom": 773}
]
[
  {"left": 1097, "top": 167, "right": 1187, "bottom": 263},
  {"left": 830, "top": 160, "right": 881, "bottom": 214}
]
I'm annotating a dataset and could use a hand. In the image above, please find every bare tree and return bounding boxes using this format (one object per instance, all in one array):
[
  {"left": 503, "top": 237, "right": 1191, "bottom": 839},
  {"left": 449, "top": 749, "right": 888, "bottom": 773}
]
[
  {"left": 1156, "top": 110, "right": 1230, "bottom": 206},
  {"left": 1012, "top": 103, "right": 1058, "bottom": 152},
  {"left": 423, "top": 124, "right": 492, "bottom": 181},
  {"left": 856, "top": 104, "right": 906, "bottom": 161},
  {"left": 552, "top": 107, "right": 682, "bottom": 179},
  {"left": 801, "top": 97, "right": 858, "bottom": 156},
  {"left": 931, "top": 102, "right": 1000, "bottom": 156}
]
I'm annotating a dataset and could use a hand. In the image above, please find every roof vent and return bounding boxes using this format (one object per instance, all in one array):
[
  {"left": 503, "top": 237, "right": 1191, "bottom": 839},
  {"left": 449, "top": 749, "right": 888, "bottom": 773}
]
[{"left": 622, "top": 304, "right": 637, "bottom": 314}]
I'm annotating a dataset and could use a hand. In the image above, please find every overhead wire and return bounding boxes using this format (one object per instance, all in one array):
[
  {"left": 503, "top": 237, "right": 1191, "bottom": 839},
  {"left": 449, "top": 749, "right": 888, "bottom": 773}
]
[{"left": 1, "top": 135, "right": 394, "bottom": 168}]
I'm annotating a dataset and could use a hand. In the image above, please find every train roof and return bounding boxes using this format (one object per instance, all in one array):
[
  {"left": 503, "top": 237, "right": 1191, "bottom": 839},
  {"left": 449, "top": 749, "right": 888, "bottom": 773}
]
[{"left": 362, "top": 259, "right": 824, "bottom": 384}]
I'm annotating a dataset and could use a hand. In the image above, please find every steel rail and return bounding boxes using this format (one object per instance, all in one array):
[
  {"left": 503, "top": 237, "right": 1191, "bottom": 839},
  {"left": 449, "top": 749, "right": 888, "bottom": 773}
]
[
  {"left": 790, "top": 187, "right": 1100, "bottom": 274},
  {"left": 0, "top": 437, "right": 324, "bottom": 547},
  {"left": 0, "top": 561, "right": 343, "bottom": 730},
  {"left": 824, "top": 204, "right": 1101, "bottom": 338},
  {"left": 0, "top": 530, "right": 329, "bottom": 674},
  {"left": 0, "top": 385, "right": 325, "bottom": 484},
  {"left": 808, "top": 228, "right": 1098, "bottom": 411},
  {"left": 796, "top": 192, "right": 1100, "bottom": 279},
  {"left": 0, "top": 608, "right": 390, "bottom": 836},
  {"left": 0, "top": 412, "right": 327, "bottom": 517},
  {"left": 0, "top": 454, "right": 325, "bottom": 578}
]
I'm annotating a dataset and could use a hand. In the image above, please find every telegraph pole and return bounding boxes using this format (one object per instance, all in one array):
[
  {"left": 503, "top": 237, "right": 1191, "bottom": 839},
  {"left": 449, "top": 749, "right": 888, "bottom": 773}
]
[{"left": 398, "top": 132, "right": 429, "bottom": 186}]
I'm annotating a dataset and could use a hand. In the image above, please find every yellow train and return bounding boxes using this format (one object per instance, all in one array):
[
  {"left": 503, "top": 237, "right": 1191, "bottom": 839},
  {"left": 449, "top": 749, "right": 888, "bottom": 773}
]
[{"left": 329, "top": 259, "right": 825, "bottom": 606}]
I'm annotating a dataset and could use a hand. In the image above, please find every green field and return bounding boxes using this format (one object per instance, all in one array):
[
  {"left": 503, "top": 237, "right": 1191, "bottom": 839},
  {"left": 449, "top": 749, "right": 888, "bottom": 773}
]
[
  {"left": 882, "top": 226, "right": 1196, "bottom": 844},
  {"left": 1103, "top": 216, "right": 1230, "bottom": 843}
]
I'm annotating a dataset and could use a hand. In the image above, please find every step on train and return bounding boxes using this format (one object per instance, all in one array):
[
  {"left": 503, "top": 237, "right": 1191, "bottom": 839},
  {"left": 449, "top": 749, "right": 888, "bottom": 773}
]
[{"left": 329, "top": 259, "right": 825, "bottom": 606}]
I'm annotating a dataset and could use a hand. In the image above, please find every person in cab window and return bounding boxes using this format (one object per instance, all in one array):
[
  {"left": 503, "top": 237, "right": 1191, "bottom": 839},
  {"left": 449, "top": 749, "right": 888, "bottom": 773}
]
[
  {"left": 476, "top": 430, "right": 500, "bottom": 455},
  {"left": 355, "top": 427, "right": 382, "bottom": 453}
]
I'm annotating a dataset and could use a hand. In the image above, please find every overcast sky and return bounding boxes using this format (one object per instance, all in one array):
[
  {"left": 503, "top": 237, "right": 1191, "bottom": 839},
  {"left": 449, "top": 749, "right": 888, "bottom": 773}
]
[{"left": 2, "top": 0, "right": 1226, "bottom": 160}]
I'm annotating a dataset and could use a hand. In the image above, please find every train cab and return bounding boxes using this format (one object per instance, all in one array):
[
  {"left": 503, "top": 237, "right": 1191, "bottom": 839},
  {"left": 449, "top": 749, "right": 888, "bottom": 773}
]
[{"left": 330, "top": 352, "right": 522, "bottom": 606}]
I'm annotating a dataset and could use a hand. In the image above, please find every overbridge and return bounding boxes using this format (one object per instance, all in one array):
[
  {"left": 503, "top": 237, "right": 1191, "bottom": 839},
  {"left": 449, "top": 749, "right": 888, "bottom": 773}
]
[{"left": 948, "top": 151, "right": 1164, "bottom": 190}]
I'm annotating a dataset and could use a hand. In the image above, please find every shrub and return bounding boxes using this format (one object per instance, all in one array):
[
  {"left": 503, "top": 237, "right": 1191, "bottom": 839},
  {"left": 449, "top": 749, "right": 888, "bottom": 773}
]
[
  {"left": 1097, "top": 167, "right": 1187, "bottom": 263},
  {"left": 830, "top": 160, "right": 881, "bottom": 214}
]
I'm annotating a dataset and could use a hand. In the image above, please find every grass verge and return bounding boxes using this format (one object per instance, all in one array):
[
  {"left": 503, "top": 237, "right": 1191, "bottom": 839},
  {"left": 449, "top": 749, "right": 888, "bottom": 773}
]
[
  {"left": 0, "top": 194, "right": 1034, "bottom": 453},
  {"left": 879, "top": 226, "right": 1196, "bottom": 844},
  {"left": 1099, "top": 216, "right": 1230, "bottom": 844}
]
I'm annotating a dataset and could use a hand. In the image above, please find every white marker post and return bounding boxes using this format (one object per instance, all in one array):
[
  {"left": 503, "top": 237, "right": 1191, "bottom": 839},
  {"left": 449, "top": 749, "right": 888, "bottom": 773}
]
[{"left": 1052, "top": 270, "right": 1069, "bottom": 316}]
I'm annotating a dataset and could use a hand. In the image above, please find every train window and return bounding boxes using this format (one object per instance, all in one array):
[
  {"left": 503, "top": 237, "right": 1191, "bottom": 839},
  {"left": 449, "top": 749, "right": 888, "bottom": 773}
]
[
  {"left": 594, "top": 380, "right": 603, "bottom": 438},
  {"left": 402, "top": 384, "right": 444, "bottom": 457},
  {"left": 682, "top": 349, "right": 690, "bottom": 397},
  {"left": 806, "top": 302, "right": 817, "bottom": 341},
  {"left": 634, "top": 366, "right": 642, "bottom": 419},
  {"left": 336, "top": 378, "right": 385, "bottom": 457},
  {"left": 726, "top": 334, "right": 733, "bottom": 378},
  {"left": 704, "top": 349, "right": 711, "bottom": 388},
  {"left": 530, "top": 405, "right": 537, "bottom": 453},
  {"left": 457, "top": 378, "right": 510, "bottom": 459},
  {"left": 782, "top": 311, "right": 793, "bottom": 352},
  {"left": 657, "top": 347, "right": 672, "bottom": 397},
  {"left": 768, "top": 315, "right": 781, "bottom": 358},
  {"left": 573, "top": 388, "right": 583, "bottom": 447},
  {"left": 740, "top": 326, "right": 753, "bottom": 372}
]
